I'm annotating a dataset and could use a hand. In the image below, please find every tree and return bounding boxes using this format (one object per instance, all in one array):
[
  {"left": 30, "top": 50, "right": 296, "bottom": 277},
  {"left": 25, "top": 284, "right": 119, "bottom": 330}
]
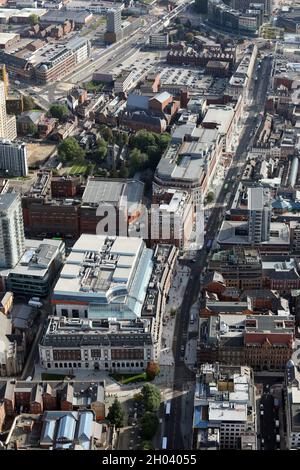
[
  {"left": 206, "top": 191, "right": 215, "bottom": 204},
  {"left": 139, "top": 441, "right": 154, "bottom": 450},
  {"left": 156, "top": 133, "right": 171, "bottom": 153},
  {"left": 146, "top": 362, "right": 160, "bottom": 381},
  {"left": 194, "top": 0, "right": 208, "bottom": 13},
  {"left": 91, "top": 138, "right": 107, "bottom": 161},
  {"left": 58, "top": 137, "right": 85, "bottom": 163},
  {"left": 130, "top": 130, "right": 156, "bottom": 153},
  {"left": 29, "top": 13, "right": 39, "bottom": 26},
  {"left": 140, "top": 412, "right": 159, "bottom": 440},
  {"left": 129, "top": 148, "right": 148, "bottom": 175},
  {"left": 115, "top": 131, "right": 128, "bottom": 147},
  {"left": 185, "top": 32, "right": 194, "bottom": 44},
  {"left": 107, "top": 398, "right": 125, "bottom": 428},
  {"left": 100, "top": 126, "right": 113, "bottom": 142},
  {"left": 22, "top": 95, "right": 35, "bottom": 111},
  {"left": 141, "top": 383, "right": 161, "bottom": 412},
  {"left": 147, "top": 145, "right": 161, "bottom": 170},
  {"left": 119, "top": 166, "right": 129, "bottom": 178},
  {"left": 27, "top": 123, "right": 37, "bottom": 135},
  {"left": 49, "top": 104, "right": 68, "bottom": 121}
]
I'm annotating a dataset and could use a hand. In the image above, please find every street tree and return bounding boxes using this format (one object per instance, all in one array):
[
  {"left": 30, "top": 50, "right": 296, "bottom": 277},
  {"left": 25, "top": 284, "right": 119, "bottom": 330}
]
[
  {"left": 141, "top": 383, "right": 161, "bottom": 412},
  {"left": 107, "top": 398, "right": 125, "bottom": 428},
  {"left": 206, "top": 191, "right": 215, "bottom": 204},
  {"left": 140, "top": 412, "right": 159, "bottom": 440}
]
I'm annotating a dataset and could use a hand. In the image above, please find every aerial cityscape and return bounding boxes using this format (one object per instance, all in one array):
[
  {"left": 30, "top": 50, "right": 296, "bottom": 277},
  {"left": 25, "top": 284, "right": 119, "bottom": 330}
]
[{"left": 0, "top": 0, "right": 299, "bottom": 455}]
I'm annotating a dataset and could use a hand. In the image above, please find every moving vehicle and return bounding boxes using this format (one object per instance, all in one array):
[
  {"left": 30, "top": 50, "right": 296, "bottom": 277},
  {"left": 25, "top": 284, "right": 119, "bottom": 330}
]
[
  {"left": 276, "top": 434, "right": 280, "bottom": 443},
  {"left": 165, "top": 401, "right": 171, "bottom": 416},
  {"left": 162, "top": 437, "right": 167, "bottom": 449},
  {"left": 275, "top": 419, "right": 279, "bottom": 428},
  {"left": 190, "top": 314, "right": 194, "bottom": 324}
]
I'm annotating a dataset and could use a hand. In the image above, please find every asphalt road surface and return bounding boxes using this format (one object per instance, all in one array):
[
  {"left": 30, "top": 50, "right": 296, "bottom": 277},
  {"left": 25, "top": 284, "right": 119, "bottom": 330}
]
[
  {"left": 166, "top": 55, "right": 273, "bottom": 450},
  {"left": 260, "top": 393, "right": 276, "bottom": 450}
]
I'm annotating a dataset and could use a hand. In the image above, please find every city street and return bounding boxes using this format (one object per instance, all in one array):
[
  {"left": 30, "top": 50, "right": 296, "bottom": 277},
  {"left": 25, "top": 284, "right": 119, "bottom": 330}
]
[{"left": 164, "top": 53, "right": 273, "bottom": 450}]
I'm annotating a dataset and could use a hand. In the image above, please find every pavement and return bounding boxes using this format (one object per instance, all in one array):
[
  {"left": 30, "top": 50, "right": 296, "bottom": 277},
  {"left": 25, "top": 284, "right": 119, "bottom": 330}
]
[{"left": 163, "top": 53, "right": 274, "bottom": 450}]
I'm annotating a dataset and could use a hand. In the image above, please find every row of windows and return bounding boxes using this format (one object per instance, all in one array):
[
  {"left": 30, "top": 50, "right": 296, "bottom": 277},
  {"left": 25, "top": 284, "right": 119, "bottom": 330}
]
[{"left": 49, "top": 361, "right": 145, "bottom": 369}]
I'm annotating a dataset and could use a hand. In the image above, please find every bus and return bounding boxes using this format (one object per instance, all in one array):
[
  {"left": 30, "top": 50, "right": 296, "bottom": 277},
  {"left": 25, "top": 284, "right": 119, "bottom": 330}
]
[
  {"left": 162, "top": 437, "right": 167, "bottom": 449},
  {"left": 165, "top": 401, "right": 171, "bottom": 416}
]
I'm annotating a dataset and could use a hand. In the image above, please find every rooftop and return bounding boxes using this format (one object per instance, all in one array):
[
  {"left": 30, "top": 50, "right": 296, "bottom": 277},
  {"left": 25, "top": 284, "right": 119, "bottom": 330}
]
[{"left": 52, "top": 235, "right": 153, "bottom": 320}]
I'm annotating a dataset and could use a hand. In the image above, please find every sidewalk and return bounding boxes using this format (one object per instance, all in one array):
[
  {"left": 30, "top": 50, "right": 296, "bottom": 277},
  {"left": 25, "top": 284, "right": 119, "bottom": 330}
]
[{"left": 160, "top": 263, "right": 191, "bottom": 367}]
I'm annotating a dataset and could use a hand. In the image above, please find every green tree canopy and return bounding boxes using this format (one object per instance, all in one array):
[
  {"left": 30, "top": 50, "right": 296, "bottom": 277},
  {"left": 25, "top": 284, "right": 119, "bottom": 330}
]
[
  {"left": 29, "top": 13, "right": 39, "bottom": 25},
  {"left": 141, "top": 383, "right": 161, "bottom": 412},
  {"left": 130, "top": 130, "right": 156, "bottom": 153},
  {"left": 58, "top": 137, "right": 85, "bottom": 163},
  {"left": 185, "top": 32, "right": 194, "bottom": 44},
  {"left": 100, "top": 125, "right": 113, "bottom": 142},
  {"left": 27, "top": 123, "right": 37, "bottom": 135},
  {"left": 129, "top": 148, "right": 148, "bottom": 175},
  {"left": 119, "top": 166, "right": 129, "bottom": 178},
  {"left": 107, "top": 398, "right": 125, "bottom": 428},
  {"left": 139, "top": 440, "right": 154, "bottom": 450},
  {"left": 49, "top": 104, "right": 68, "bottom": 121},
  {"left": 91, "top": 138, "right": 107, "bottom": 161},
  {"left": 206, "top": 191, "right": 215, "bottom": 204},
  {"left": 22, "top": 95, "right": 35, "bottom": 111},
  {"left": 140, "top": 412, "right": 159, "bottom": 440}
]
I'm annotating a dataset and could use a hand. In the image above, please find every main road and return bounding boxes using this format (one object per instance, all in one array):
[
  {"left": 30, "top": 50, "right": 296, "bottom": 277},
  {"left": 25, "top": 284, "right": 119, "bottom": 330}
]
[{"left": 166, "top": 55, "right": 273, "bottom": 449}]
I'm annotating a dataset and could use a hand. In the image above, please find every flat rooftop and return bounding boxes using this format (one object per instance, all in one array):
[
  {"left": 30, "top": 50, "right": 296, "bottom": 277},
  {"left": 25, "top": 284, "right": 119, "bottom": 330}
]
[
  {"left": 81, "top": 178, "right": 144, "bottom": 212},
  {"left": 53, "top": 235, "right": 154, "bottom": 319}
]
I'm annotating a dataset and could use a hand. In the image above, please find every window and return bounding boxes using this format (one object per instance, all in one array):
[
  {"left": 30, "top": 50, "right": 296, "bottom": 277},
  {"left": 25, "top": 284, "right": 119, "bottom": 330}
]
[
  {"left": 78, "top": 363, "right": 81, "bottom": 368},
  {"left": 69, "top": 363, "right": 72, "bottom": 368},
  {"left": 47, "top": 363, "right": 51, "bottom": 368},
  {"left": 72, "top": 309, "right": 79, "bottom": 318},
  {"left": 85, "top": 363, "right": 89, "bottom": 368},
  {"left": 64, "top": 363, "right": 67, "bottom": 368},
  {"left": 73, "top": 363, "right": 76, "bottom": 368},
  {"left": 61, "top": 309, "right": 68, "bottom": 317},
  {"left": 84, "top": 310, "right": 88, "bottom": 318},
  {"left": 54, "top": 363, "right": 58, "bottom": 368}
]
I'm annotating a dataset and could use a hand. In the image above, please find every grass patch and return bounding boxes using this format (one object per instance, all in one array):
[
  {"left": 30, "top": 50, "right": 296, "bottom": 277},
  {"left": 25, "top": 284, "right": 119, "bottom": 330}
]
[
  {"left": 41, "top": 373, "right": 72, "bottom": 381},
  {"left": 68, "top": 164, "right": 87, "bottom": 175},
  {"left": 110, "top": 372, "right": 147, "bottom": 384}
]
